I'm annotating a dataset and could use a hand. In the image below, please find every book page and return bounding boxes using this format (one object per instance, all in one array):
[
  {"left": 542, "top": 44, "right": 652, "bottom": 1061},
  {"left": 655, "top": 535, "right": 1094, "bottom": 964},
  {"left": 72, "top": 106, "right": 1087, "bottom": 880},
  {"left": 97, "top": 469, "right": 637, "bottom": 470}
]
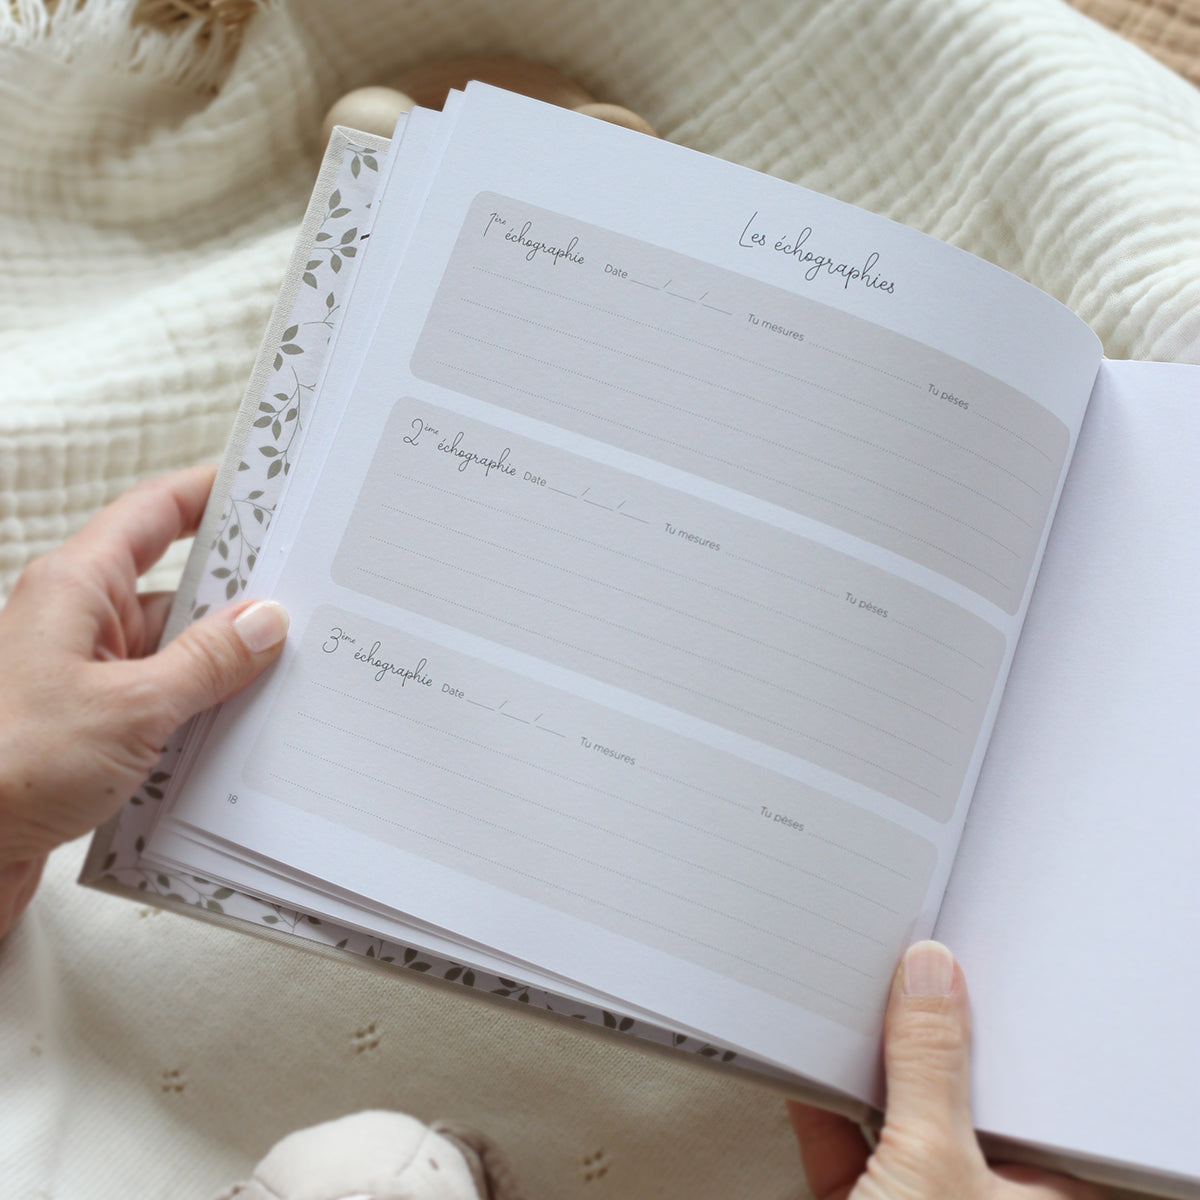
[
  {"left": 935, "top": 360, "right": 1200, "bottom": 1188},
  {"left": 148, "top": 86, "right": 1101, "bottom": 1102}
]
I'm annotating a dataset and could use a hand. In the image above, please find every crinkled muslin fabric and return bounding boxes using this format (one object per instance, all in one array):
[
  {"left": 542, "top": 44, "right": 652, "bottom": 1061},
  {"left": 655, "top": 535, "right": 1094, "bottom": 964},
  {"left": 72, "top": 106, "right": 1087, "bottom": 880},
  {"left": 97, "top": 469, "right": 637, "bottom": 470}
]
[{"left": 0, "top": 1, "right": 1194, "bottom": 1196}]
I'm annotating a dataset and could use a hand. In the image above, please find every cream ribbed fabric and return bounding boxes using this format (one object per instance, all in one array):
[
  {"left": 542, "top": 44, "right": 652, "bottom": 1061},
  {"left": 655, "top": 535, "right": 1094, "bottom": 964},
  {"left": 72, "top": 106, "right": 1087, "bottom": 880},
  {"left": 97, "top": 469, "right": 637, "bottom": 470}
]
[{"left": 0, "top": 1, "right": 1192, "bottom": 1196}]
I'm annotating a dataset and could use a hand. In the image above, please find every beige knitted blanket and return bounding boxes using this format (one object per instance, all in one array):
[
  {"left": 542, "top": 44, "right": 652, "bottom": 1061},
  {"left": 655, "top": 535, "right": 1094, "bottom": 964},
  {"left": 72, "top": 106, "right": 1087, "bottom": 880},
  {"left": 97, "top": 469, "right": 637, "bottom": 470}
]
[{"left": 1, "top": 1, "right": 1196, "bottom": 1196}]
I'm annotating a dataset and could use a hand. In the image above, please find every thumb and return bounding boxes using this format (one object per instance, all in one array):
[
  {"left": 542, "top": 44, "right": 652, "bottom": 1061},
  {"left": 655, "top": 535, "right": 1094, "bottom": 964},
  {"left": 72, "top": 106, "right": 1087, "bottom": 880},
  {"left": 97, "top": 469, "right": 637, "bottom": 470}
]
[
  {"left": 880, "top": 941, "right": 980, "bottom": 1156},
  {"left": 143, "top": 600, "right": 290, "bottom": 725}
]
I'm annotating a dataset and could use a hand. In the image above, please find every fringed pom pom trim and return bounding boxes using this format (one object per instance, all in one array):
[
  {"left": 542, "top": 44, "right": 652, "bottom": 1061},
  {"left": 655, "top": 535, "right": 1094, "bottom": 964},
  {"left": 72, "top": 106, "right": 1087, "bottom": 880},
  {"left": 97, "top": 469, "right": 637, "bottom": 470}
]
[{"left": 0, "top": 0, "right": 268, "bottom": 91}]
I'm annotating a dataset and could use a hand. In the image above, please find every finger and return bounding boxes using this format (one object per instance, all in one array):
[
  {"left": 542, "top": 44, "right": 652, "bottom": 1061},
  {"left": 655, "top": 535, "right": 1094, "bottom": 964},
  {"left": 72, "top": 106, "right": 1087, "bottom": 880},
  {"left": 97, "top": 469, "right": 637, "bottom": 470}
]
[
  {"left": 786, "top": 1100, "right": 870, "bottom": 1200},
  {"left": 4, "top": 467, "right": 217, "bottom": 656},
  {"left": 135, "top": 591, "right": 177, "bottom": 656},
  {"left": 137, "top": 599, "right": 290, "bottom": 726},
  {"left": 882, "top": 941, "right": 974, "bottom": 1141},
  {"left": 68, "top": 464, "right": 218, "bottom": 580}
]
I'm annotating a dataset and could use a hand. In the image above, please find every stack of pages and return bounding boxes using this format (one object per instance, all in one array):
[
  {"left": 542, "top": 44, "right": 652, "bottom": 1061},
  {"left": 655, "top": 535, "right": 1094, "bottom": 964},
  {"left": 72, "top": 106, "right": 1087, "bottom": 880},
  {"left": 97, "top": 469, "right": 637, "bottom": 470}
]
[{"left": 86, "top": 85, "right": 1198, "bottom": 1197}]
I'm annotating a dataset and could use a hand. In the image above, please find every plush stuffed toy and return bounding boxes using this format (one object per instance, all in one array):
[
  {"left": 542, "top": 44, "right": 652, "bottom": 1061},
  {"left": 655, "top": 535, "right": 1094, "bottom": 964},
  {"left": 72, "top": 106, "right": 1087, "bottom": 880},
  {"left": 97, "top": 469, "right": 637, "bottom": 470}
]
[{"left": 214, "top": 1110, "right": 531, "bottom": 1200}]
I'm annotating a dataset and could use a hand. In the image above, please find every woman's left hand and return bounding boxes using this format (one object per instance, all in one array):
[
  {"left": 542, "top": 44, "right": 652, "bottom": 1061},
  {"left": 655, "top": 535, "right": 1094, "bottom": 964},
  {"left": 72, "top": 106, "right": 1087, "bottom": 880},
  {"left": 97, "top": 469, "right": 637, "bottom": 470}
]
[{"left": 0, "top": 465, "right": 289, "bottom": 936}]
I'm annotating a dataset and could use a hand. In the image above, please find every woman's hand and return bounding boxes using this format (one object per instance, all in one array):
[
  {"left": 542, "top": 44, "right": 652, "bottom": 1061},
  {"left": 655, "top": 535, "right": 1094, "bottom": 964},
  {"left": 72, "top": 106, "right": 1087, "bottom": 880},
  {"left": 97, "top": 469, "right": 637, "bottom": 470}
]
[
  {"left": 0, "top": 465, "right": 289, "bottom": 936},
  {"left": 789, "top": 941, "right": 1105, "bottom": 1200}
]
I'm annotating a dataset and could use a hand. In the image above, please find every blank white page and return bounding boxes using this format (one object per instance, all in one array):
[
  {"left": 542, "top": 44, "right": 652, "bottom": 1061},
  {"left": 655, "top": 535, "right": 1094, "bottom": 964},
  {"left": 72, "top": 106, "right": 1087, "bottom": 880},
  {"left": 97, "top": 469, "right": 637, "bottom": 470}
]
[{"left": 936, "top": 359, "right": 1200, "bottom": 1187}]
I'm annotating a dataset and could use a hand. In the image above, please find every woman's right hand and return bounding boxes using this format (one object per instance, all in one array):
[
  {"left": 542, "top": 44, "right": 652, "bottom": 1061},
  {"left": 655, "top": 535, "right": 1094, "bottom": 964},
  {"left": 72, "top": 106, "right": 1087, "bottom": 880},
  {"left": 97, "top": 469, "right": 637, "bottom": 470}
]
[{"left": 788, "top": 941, "right": 1107, "bottom": 1200}]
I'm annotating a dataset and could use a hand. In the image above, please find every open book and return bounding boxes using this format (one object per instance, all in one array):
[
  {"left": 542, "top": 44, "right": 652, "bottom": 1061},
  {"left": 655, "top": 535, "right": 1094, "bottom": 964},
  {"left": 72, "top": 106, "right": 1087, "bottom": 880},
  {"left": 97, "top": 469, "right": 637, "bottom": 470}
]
[{"left": 85, "top": 86, "right": 1198, "bottom": 1197}]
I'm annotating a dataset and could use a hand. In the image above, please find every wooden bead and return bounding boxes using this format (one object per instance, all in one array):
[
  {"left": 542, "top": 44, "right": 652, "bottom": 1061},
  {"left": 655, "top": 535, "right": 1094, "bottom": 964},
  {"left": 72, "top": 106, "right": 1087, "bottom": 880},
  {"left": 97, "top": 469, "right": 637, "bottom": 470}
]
[
  {"left": 572, "top": 102, "right": 658, "bottom": 137},
  {"left": 395, "top": 55, "right": 594, "bottom": 112},
  {"left": 320, "top": 59, "right": 658, "bottom": 148},
  {"left": 321, "top": 86, "right": 416, "bottom": 145}
]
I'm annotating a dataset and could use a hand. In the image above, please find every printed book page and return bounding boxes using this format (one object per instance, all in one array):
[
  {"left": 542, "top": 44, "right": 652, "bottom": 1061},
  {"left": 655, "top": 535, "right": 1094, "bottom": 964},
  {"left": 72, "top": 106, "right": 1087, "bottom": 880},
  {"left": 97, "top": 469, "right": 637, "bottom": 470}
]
[
  {"left": 146, "top": 85, "right": 1102, "bottom": 1102},
  {"left": 935, "top": 359, "right": 1200, "bottom": 1189}
]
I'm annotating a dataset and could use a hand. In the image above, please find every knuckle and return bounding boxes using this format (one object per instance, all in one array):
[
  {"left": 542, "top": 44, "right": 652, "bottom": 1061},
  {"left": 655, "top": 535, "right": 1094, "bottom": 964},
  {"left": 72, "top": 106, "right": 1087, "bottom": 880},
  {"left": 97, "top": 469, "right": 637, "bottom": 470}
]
[
  {"left": 121, "top": 475, "right": 163, "bottom": 507},
  {"left": 113, "top": 669, "right": 177, "bottom": 748},
  {"left": 879, "top": 1116, "right": 959, "bottom": 1164},
  {"left": 85, "top": 683, "right": 172, "bottom": 777},
  {"left": 892, "top": 1005, "right": 969, "bottom": 1057},
  {"left": 15, "top": 547, "right": 73, "bottom": 594},
  {"left": 82, "top": 662, "right": 168, "bottom": 739},
  {"left": 887, "top": 1036, "right": 969, "bottom": 1096},
  {"left": 177, "top": 627, "right": 248, "bottom": 707}
]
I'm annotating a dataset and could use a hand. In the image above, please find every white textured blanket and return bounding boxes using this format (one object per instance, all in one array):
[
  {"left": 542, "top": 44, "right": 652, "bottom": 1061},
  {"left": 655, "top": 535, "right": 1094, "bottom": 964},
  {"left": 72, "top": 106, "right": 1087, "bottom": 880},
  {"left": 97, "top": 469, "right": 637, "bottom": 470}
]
[{"left": 1, "top": 0, "right": 1194, "bottom": 1196}]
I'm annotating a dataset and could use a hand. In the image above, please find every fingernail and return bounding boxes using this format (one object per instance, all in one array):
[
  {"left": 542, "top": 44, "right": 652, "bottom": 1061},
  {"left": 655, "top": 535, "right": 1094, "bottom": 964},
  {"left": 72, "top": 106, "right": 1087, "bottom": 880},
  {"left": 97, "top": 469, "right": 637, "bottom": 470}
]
[
  {"left": 902, "top": 940, "right": 956, "bottom": 996},
  {"left": 233, "top": 600, "right": 290, "bottom": 653}
]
